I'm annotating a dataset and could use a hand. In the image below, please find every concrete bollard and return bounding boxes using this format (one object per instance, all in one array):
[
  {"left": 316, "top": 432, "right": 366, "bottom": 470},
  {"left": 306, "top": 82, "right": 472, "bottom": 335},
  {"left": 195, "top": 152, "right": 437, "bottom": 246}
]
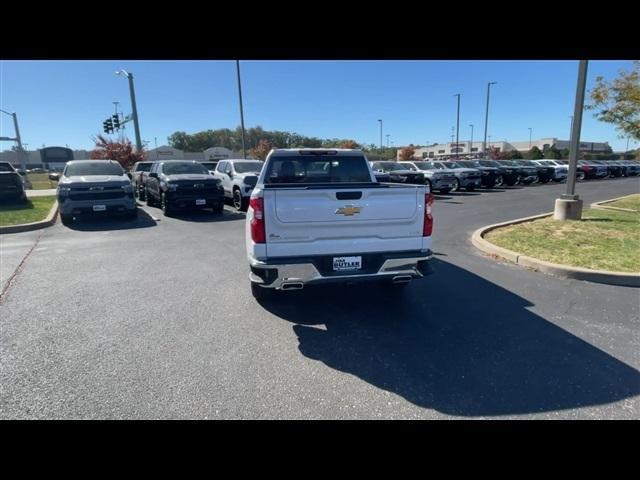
[{"left": 554, "top": 198, "right": 583, "bottom": 220}]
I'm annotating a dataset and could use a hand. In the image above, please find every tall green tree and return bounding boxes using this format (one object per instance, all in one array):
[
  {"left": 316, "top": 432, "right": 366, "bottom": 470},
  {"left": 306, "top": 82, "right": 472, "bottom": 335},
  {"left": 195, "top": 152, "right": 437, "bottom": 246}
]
[
  {"left": 527, "top": 146, "right": 544, "bottom": 160},
  {"left": 586, "top": 60, "right": 640, "bottom": 142},
  {"left": 544, "top": 146, "right": 562, "bottom": 159}
]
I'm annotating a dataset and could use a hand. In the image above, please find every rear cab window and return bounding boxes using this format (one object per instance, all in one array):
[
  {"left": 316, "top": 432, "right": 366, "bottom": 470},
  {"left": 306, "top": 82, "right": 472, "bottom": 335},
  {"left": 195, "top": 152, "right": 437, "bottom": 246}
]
[{"left": 264, "top": 154, "right": 373, "bottom": 185}]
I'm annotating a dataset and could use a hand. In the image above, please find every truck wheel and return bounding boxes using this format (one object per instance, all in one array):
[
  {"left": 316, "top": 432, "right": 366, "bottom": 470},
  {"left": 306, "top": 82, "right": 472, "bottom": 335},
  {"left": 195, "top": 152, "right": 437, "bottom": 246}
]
[
  {"left": 213, "top": 202, "right": 224, "bottom": 214},
  {"left": 60, "top": 213, "right": 72, "bottom": 226},
  {"left": 494, "top": 175, "right": 504, "bottom": 187},
  {"left": 161, "top": 193, "right": 173, "bottom": 216},
  {"left": 251, "top": 283, "right": 273, "bottom": 301},
  {"left": 577, "top": 171, "right": 586, "bottom": 181},
  {"left": 451, "top": 178, "right": 460, "bottom": 192},
  {"left": 233, "top": 188, "right": 246, "bottom": 211}
]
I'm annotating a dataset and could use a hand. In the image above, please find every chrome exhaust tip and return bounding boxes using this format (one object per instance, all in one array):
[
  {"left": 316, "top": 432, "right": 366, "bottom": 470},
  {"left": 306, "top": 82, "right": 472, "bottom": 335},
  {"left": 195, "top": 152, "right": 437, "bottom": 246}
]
[
  {"left": 392, "top": 275, "right": 412, "bottom": 284},
  {"left": 281, "top": 282, "right": 304, "bottom": 290}
]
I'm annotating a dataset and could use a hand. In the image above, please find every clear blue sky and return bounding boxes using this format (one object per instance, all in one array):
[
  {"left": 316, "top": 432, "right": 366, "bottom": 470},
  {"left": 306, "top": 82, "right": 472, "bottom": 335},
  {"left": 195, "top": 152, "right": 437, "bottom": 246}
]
[{"left": 0, "top": 60, "right": 636, "bottom": 152}]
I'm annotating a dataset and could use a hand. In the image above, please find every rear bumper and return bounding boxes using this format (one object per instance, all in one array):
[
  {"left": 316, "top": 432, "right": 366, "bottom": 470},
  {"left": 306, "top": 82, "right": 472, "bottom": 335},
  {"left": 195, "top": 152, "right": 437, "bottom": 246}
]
[{"left": 249, "top": 249, "right": 434, "bottom": 289}]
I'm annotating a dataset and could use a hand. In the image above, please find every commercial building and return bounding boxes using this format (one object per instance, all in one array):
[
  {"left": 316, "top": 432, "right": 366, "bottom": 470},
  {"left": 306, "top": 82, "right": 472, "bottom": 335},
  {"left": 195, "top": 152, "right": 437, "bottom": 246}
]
[{"left": 399, "top": 138, "right": 611, "bottom": 160}]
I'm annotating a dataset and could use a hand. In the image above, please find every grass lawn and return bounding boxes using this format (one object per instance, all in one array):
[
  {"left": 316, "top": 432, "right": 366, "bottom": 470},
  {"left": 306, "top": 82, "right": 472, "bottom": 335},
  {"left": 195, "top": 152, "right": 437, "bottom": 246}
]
[
  {"left": 603, "top": 193, "right": 640, "bottom": 211},
  {"left": 485, "top": 207, "right": 640, "bottom": 273},
  {"left": 26, "top": 173, "right": 57, "bottom": 190},
  {"left": 0, "top": 196, "right": 57, "bottom": 227}
]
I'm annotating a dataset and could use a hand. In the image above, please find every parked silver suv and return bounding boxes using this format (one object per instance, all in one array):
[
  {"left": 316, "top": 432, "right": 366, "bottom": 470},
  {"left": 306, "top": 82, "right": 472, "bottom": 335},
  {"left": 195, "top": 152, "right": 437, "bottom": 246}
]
[{"left": 57, "top": 160, "right": 137, "bottom": 225}]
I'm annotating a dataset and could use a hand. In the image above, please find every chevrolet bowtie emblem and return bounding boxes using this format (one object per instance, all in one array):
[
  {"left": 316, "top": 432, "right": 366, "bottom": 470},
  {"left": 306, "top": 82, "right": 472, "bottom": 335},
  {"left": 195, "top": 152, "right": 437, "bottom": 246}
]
[{"left": 335, "top": 205, "right": 362, "bottom": 216}]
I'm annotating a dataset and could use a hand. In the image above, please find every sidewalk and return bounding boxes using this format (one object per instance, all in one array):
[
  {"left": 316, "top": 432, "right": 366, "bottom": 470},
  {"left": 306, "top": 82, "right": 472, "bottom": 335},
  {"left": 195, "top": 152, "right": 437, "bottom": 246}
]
[{"left": 27, "top": 189, "right": 56, "bottom": 197}]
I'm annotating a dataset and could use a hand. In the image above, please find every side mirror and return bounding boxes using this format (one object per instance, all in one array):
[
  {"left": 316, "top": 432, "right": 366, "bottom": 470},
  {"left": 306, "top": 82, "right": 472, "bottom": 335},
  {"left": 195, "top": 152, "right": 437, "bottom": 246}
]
[
  {"left": 228, "top": 172, "right": 234, "bottom": 179},
  {"left": 126, "top": 172, "right": 133, "bottom": 179},
  {"left": 149, "top": 172, "right": 158, "bottom": 178}
]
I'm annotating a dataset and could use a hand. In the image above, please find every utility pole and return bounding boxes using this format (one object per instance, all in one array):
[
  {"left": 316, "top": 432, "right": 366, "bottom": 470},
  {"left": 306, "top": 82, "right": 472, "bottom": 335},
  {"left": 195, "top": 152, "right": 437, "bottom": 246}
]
[
  {"left": 378, "top": 119, "right": 383, "bottom": 158},
  {"left": 482, "top": 81, "right": 497, "bottom": 159},
  {"left": 236, "top": 60, "right": 247, "bottom": 159},
  {"left": 115, "top": 70, "right": 142, "bottom": 151},
  {"left": 0, "top": 109, "right": 26, "bottom": 171},
  {"left": 554, "top": 60, "right": 589, "bottom": 221},
  {"left": 454, "top": 94, "right": 461, "bottom": 159},
  {"left": 469, "top": 124, "right": 474, "bottom": 157}
]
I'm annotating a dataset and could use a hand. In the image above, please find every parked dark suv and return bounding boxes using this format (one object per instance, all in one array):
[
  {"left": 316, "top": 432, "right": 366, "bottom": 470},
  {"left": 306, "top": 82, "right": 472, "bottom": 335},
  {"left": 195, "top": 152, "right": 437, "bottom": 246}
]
[
  {"left": 145, "top": 160, "right": 225, "bottom": 216},
  {"left": 0, "top": 161, "right": 28, "bottom": 203}
]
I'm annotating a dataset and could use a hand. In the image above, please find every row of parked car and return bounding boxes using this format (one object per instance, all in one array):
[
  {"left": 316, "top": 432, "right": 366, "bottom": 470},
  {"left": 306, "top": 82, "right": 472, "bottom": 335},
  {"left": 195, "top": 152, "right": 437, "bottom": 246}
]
[
  {"left": 40, "top": 154, "right": 640, "bottom": 225},
  {"left": 370, "top": 159, "right": 640, "bottom": 193}
]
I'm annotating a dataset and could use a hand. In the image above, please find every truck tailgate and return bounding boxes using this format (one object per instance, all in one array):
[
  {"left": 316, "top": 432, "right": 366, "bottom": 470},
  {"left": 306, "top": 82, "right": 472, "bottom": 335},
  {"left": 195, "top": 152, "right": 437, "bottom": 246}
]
[{"left": 264, "top": 185, "right": 426, "bottom": 257}]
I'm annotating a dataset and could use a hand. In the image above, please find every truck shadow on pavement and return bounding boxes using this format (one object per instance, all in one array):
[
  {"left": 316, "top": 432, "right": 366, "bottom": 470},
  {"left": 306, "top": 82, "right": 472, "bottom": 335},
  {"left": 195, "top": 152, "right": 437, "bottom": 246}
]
[
  {"left": 163, "top": 208, "right": 246, "bottom": 223},
  {"left": 62, "top": 209, "right": 158, "bottom": 231},
  {"left": 258, "top": 258, "right": 640, "bottom": 417}
]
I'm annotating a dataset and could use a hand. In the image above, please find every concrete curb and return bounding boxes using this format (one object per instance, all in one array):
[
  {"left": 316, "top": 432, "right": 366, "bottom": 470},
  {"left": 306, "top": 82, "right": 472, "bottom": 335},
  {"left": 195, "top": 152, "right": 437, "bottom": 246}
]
[
  {"left": 471, "top": 211, "right": 640, "bottom": 288},
  {"left": 0, "top": 200, "right": 59, "bottom": 234},
  {"left": 590, "top": 193, "right": 639, "bottom": 212}
]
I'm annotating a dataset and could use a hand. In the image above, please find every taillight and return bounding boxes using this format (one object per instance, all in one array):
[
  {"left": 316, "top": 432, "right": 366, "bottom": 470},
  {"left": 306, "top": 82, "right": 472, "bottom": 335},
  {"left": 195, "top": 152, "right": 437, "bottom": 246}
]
[
  {"left": 423, "top": 192, "right": 434, "bottom": 237},
  {"left": 249, "top": 197, "right": 266, "bottom": 244}
]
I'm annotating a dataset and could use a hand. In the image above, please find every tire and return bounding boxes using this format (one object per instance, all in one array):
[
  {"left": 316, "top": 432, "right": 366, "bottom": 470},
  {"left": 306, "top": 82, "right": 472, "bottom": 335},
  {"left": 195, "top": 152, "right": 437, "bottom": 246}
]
[
  {"left": 60, "top": 213, "right": 72, "bottom": 226},
  {"left": 494, "top": 175, "right": 504, "bottom": 187},
  {"left": 251, "top": 282, "right": 273, "bottom": 301},
  {"left": 576, "top": 171, "right": 586, "bottom": 181},
  {"left": 212, "top": 202, "right": 224, "bottom": 214},
  {"left": 451, "top": 178, "right": 460, "bottom": 192},
  {"left": 161, "top": 193, "right": 173, "bottom": 217},
  {"left": 233, "top": 188, "right": 248, "bottom": 211},
  {"left": 465, "top": 184, "right": 476, "bottom": 192},
  {"left": 146, "top": 190, "right": 156, "bottom": 207},
  {"left": 438, "top": 188, "right": 451, "bottom": 194}
]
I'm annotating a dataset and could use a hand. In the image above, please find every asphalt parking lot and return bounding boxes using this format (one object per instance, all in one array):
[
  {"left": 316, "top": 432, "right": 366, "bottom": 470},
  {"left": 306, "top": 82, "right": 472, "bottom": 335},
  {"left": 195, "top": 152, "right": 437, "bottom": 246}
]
[{"left": 1, "top": 177, "right": 639, "bottom": 419}]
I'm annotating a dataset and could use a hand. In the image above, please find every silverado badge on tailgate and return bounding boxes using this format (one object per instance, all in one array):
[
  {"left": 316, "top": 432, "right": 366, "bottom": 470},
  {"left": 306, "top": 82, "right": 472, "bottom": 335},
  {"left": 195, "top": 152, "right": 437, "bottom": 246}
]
[{"left": 335, "top": 205, "right": 362, "bottom": 216}]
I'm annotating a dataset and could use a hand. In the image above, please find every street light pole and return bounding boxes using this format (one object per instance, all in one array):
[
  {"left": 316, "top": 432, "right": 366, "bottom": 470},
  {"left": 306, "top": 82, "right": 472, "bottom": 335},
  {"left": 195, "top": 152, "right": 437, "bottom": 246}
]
[
  {"left": 378, "top": 119, "right": 383, "bottom": 158},
  {"left": 554, "top": 60, "right": 589, "bottom": 221},
  {"left": 0, "top": 109, "right": 26, "bottom": 171},
  {"left": 115, "top": 70, "right": 143, "bottom": 152},
  {"left": 469, "top": 124, "right": 474, "bottom": 157},
  {"left": 454, "top": 94, "right": 461, "bottom": 159},
  {"left": 236, "top": 60, "right": 247, "bottom": 159},
  {"left": 482, "top": 81, "right": 497, "bottom": 159}
]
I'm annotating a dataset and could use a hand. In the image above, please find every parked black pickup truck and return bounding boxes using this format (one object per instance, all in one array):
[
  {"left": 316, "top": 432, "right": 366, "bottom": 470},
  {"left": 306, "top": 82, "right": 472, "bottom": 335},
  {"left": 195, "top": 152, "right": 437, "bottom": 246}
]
[
  {"left": 145, "top": 160, "right": 225, "bottom": 216},
  {"left": 370, "top": 161, "right": 426, "bottom": 185},
  {"left": 516, "top": 160, "right": 555, "bottom": 183},
  {"left": 130, "top": 161, "right": 154, "bottom": 200},
  {"left": 0, "top": 161, "right": 28, "bottom": 203},
  {"left": 476, "top": 160, "right": 519, "bottom": 186},
  {"left": 456, "top": 160, "right": 499, "bottom": 188},
  {"left": 497, "top": 160, "right": 538, "bottom": 184}
]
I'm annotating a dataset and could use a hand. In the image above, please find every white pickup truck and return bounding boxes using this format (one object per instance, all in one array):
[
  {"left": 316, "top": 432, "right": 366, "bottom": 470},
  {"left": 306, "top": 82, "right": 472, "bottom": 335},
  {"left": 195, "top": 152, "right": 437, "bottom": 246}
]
[{"left": 245, "top": 148, "right": 434, "bottom": 300}]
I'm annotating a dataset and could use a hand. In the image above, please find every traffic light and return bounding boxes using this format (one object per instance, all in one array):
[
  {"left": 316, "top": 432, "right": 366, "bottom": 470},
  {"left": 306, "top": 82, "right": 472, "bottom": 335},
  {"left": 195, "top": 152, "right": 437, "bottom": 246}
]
[
  {"left": 103, "top": 118, "right": 113, "bottom": 134},
  {"left": 112, "top": 114, "right": 120, "bottom": 130}
]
